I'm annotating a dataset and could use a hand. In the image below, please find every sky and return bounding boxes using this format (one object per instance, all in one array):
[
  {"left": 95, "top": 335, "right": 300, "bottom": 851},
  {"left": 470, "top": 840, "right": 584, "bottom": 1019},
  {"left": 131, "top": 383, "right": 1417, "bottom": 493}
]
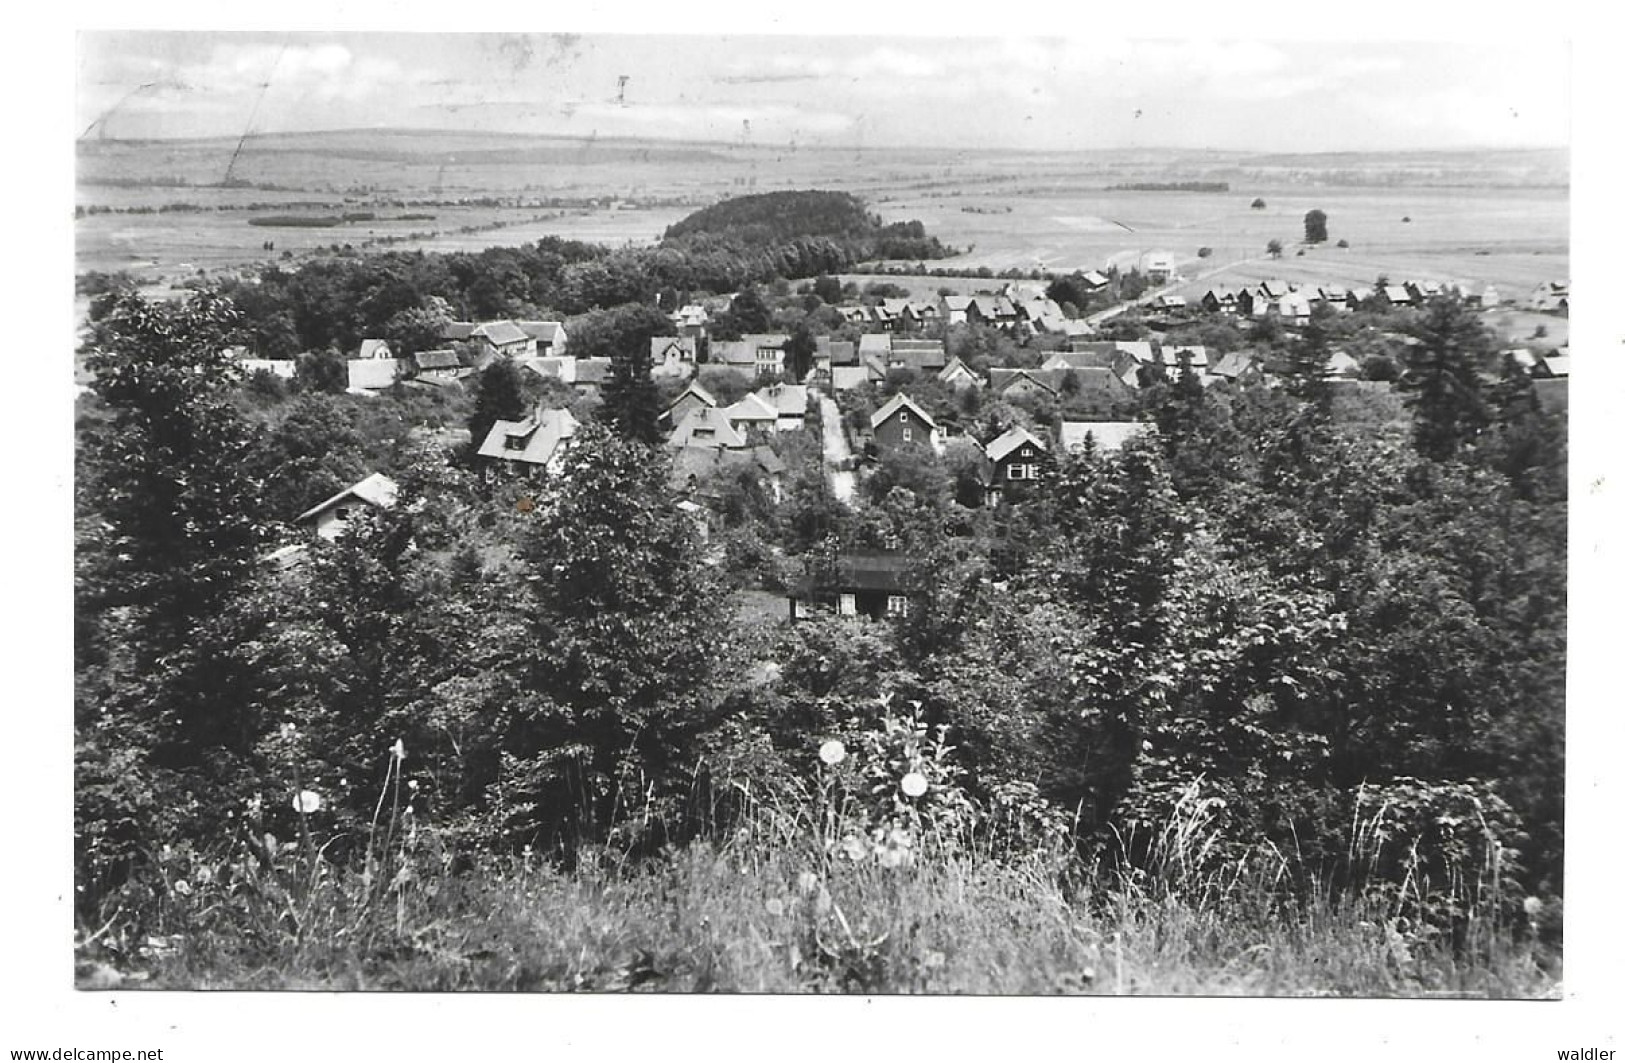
[{"left": 76, "top": 32, "right": 1571, "bottom": 154}]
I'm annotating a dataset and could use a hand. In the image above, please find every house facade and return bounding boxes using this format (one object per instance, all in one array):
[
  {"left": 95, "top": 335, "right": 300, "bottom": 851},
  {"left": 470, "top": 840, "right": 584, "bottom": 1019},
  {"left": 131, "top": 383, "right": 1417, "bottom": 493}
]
[
  {"left": 870, "top": 393, "right": 940, "bottom": 453},
  {"left": 296, "top": 472, "right": 400, "bottom": 540}
]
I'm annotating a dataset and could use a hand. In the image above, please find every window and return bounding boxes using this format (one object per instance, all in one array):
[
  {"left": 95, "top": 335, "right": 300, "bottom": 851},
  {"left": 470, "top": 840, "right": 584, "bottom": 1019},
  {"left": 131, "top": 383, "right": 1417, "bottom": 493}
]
[
  {"left": 505, "top": 434, "right": 526, "bottom": 450},
  {"left": 334, "top": 507, "right": 352, "bottom": 522},
  {"left": 886, "top": 595, "right": 910, "bottom": 618},
  {"left": 900, "top": 410, "right": 909, "bottom": 422},
  {"left": 839, "top": 594, "right": 857, "bottom": 617},
  {"left": 902, "top": 427, "right": 913, "bottom": 442}
]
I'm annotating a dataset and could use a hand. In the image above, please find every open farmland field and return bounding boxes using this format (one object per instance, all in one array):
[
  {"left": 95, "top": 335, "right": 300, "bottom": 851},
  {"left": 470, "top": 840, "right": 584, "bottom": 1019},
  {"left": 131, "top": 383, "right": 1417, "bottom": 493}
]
[{"left": 76, "top": 132, "right": 1566, "bottom": 300}]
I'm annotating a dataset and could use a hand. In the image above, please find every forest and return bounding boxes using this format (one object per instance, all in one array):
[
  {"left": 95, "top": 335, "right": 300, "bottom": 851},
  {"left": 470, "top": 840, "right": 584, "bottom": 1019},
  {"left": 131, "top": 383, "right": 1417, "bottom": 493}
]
[{"left": 71, "top": 201, "right": 1566, "bottom": 993}]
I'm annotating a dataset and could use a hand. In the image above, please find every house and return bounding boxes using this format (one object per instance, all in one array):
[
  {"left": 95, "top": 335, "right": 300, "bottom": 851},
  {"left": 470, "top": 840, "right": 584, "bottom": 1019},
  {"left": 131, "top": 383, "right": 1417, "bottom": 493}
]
[
  {"left": 789, "top": 549, "right": 915, "bottom": 621},
  {"left": 346, "top": 358, "right": 401, "bottom": 395},
  {"left": 942, "top": 295, "right": 974, "bottom": 326},
  {"left": 1317, "top": 285, "right": 1350, "bottom": 311},
  {"left": 1202, "top": 288, "right": 1241, "bottom": 314},
  {"left": 721, "top": 391, "right": 780, "bottom": 439},
  {"left": 518, "top": 321, "right": 568, "bottom": 357},
  {"left": 969, "top": 295, "right": 1019, "bottom": 329},
  {"left": 905, "top": 300, "right": 942, "bottom": 329},
  {"left": 870, "top": 393, "right": 940, "bottom": 453},
  {"left": 888, "top": 339, "right": 947, "bottom": 373},
  {"left": 938, "top": 356, "right": 983, "bottom": 390},
  {"left": 670, "top": 445, "right": 788, "bottom": 504},
  {"left": 1079, "top": 270, "right": 1111, "bottom": 293},
  {"left": 1346, "top": 287, "right": 1376, "bottom": 310},
  {"left": 1144, "top": 252, "right": 1176, "bottom": 285},
  {"left": 1151, "top": 294, "right": 1188, "bottom": 311},
  {"left": 1058, "top": 420, "right": 1151, "bottom": 454},
  {"left": 1535, "top": 353, "right": 1570, "bottom": 379},
  {"left": 821, "top": 338, "right": 858, "bottom": 367},
  {"left": 754, "top": 383, "right": 810, "bottom": 432},
  {"left": 982, "top": 425, "right": 1050, "bottom": 506},
  {"left": 857, "top": 333, "right": 893, "bottom": 365},
  {"left": 988, "top": 368, "right": 1063, "bottom": 399},
  {"left": 1042, "top": 348, "right": 1119, "bottom": 373},
  {"left": 476, "top": 407, "right": 580, "bottom": 477},
  {"left": 357, "top": 338, "right": 394, "bottom": 361},
  {"left": 712, "top": 334, "right": 789, "bottom": 378},
  {"left": 410, "top": 348, "right": 464, "bottom": 380},
  {"left": 832, "top": 365, "right": 879, "bottom": 392},
  {"left": 1161, "top": 345, "right": 1210, "bottom": 373},
  {"left": 1405, "top": 280, "right": 1442, "bottom": 305},
  {"left": 296, "top": 472, "right": 399, "bottom": 540},
  {"left": 1277, "top": 292, "right": 1315, "bottom": 324},
  {"left": 662, "top": 380, "right": 718, "bottom": 427},
  {"left": 572, "top": 357, "right": 612, "bottom": 399},
  {"left": 1204, "top": 350, "right": 1265, "bottom": 387},
  {"left": 836, "top": 305, "right": 872, "bottom": 327},
  {"left": 1382, "top": 285, "right": 1414, "bottom": 307},
  {"left": 671, "top": 304, "right": 711, "bottom": 337},
  {"left": 650, "top": 336, "right": 700, "bottom": 380},
  {"left": 518, "top": 355, "right": 577, "bottom": 384},
  {"left": 439, "top": 321, "right": 477, "bottom": 345},
  {"left": 667, "top": 405, "right": 749, "bottom": 451},
  {"left": 471, "top": 320, "right": 535, "bottom": 360}
]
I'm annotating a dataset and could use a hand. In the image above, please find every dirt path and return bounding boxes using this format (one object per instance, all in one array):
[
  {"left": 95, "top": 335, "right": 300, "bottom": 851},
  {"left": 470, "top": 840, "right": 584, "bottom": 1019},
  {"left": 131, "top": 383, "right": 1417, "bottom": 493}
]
[
  {"left": 812, "top": 389, "right": 856, "bottom": 506},
  {"left": 1085, "top": 255, "right": 1267, "bottom": 326}
]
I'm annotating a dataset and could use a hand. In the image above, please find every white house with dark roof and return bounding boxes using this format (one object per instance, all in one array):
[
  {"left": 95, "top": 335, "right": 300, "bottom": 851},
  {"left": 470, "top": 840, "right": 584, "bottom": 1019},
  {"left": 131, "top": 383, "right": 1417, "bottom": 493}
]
[
  {"left": 518, "top": 320, "right": 568, "bottom": 356},
  {"left": 296, "top": 472, "right": 399, "bottom": 540},
  {"left": 668, "top": 406, "right": 749, "bottom": 451},
  {"left": 650, "top": 336, "right": 699, "bottom": 380},
  {"left": 476, "top": 407, "right": 580, "bottom": 477},
  {"left": 357, "top": 338, "right": 394, "bottom": 360}
]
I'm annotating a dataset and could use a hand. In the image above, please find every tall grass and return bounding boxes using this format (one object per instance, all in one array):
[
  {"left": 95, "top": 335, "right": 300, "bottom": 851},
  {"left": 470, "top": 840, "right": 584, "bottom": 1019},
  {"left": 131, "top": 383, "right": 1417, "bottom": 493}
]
[{"left": 77, "top": 758, "right": 1560, "bottom": 995}]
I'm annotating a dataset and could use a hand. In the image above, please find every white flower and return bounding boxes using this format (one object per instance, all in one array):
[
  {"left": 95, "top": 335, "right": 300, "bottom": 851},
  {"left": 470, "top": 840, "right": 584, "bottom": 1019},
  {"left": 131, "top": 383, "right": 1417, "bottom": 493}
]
[
  {"left": 279, "top": 722, "right": 298, "bottom": 740},
  {"left": 1524, "top": 896, "right": 1543, "bottom": 917},
  {"left": 765, "top": 898, "right": 785, "bottom": 917},
  {"left": 407, "top": 779, "right": 419, "bottom": 791},
  {"left": 292, "top": 790, "right": 323, "bottom": 814},
  {"left": 901, "top": 772, "right": 929, "bottom": 798},
  {"left": 172, "top": 879, "right": 192, "bottom": 897},
  {"left": 818, "top": 739, "right": 847, "bottom": 766},
  {"left": 391, "top": 738, "right": 406, "bottom": 761},
  {"left": 796, "top": 871, "right": 820, "bottom": 896}
]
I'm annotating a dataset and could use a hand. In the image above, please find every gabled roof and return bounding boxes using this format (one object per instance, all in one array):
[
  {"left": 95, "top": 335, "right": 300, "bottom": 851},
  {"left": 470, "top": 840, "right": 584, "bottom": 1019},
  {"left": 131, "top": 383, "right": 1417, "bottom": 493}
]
[
  {"left": 518, "top": 320, "right": 567, "bottom": 343},
  {"left": 741, "top": 333, "right": 790, "bottom": 349},
  {"left": 942, "top": 295, "right": 973, "bottom": 312},
  {"left": 826, "top": 340, "right": 857, "bottom": 366},
  {"left": 1539, "top": 354, "right": 1570, "bottom": 378},
  {"left": 987, "top": 368, "right": 1062, "bottom": 396},
  {"left": 1259, "top": 280, "right": 1290, "bottom": 299},
  {"left": 670, "top": 444, "right": 787, "bottom": 489},
  {"left": 871, "top": 392, "right": 938, "bottom": 431},
  {"left": 476, "top": 407, "right": 580, "bottom": 465},
  {"left": 858, "top": 333, "right": 893, "bottom": 357},
  {"left": 668, "top": 405, "right": 749, "bottom": 450},
  {"left": 986, "top": 425, "right": 1049, "bottom": 464},
  {"left": 1058, "top": 421, "right": 1150, "bottom": 454},
  {"left": 1080, "top": 270, "right": 1110, "bottom": 288},
  {"left": 1043, "top": 349, "right": 1118, "bottom": 371},
  {"left": 358, "top": 338, "right": 392, "bottom": 359},
  {"left": 1161, "top": 345, "right": 1209, "bottom": 369},
  {"left": 711, "top": 341, "right": 757, "bottom": 367},
  {"left": 723, "top": 391, "right": 780, "bottom": 424},
  {"left": 574, "top": 358, "right": 612, "bottom": 385},
  {"left": 832, "top": 366, "right": 876, "bottom": 391},
  {"left": 1208, "top": 350, "right": 1260, "bottom": 380},
  {"left": 651, "top": 335, "right": 699, "bottom": 362},
  {"left": 1066, "top": 367, "right": 1129, "bottom": 393},
  {"left": 296, "top": 472, "right": 400, "bottom": 524},
  {"left": 440, "top": 321, "right": 476, "bottom": 342},
  {"left": 412, "top": 348, "right": 462, "bottom": 371},
  {"left": 664, "top": 380, "right": 717, "bottom": 416},
  {"left": 888, "top": 339, "right": 947, "bottom": 371},
  {"left": 472, "top": 320, "right": 530, "bottom": 347},
  {"left": 1383, "top": 285, "right": 1413, "bottom": 303},
  {"left": 938, "top": 356, "right": 981, "bottom": 385},
  {"left": 756, "top": 383, "right": 809, "bottom": 418}
]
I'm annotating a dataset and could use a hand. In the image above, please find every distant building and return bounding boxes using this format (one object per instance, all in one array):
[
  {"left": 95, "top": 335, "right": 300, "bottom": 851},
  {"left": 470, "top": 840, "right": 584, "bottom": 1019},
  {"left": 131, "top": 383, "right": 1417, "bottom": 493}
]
[
  {"left": 476, "top": 407, "right": 580, "bottom": 478},
  {"left": 296, "top": 472, "right": 399, "bottom": 540}
]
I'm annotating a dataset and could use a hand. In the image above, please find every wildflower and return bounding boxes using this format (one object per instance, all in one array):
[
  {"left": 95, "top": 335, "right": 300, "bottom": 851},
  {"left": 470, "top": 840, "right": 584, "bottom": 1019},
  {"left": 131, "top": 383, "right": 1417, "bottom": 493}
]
[
  {"left": 796, "top": 871, "right": 820, "bottom": 896},
  {"left": 923, "top": 950, "right": 946, "bottom": 970},
  {"left": 840, "top": 835, "right": 868, "bottom": 862},
  {"left": 818, "top": 739, "right": 847, "bottom": 766},
  {"left": 292, "top": 790, "right": 323, "bottom": 814},
  {"left": 172, "top": 879, "right": 192, "bottom": 897},
  {"left": 1524, "top": 896, "right": 1543, "bottom": 918},
  {"left": 391, "top": 738, "right": 406, "bottom": 761},
  {"left": 901, "top": 772, "right": 929, "bottom": 798},
  {"left": 407, "top": 779, "right": 419, "bottom": 792},
  {"left": 765, "top": 898, "right": 785, "bottom": 917},
  {"left": 280, "top": 722, "right": 298, "bottom": 740}
]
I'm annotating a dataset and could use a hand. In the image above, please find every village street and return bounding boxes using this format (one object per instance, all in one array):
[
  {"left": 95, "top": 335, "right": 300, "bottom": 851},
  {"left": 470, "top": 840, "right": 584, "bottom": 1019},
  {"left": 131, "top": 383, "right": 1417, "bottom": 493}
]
[{"left": 812, "top": 388, "right": 856, "bottom": 505}]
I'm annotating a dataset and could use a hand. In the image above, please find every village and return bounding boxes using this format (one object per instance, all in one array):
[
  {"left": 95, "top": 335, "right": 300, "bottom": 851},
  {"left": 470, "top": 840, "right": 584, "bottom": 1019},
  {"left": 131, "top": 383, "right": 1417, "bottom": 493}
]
[{"left": 258, "top": 262, "right": 1571, "bottom": 627}]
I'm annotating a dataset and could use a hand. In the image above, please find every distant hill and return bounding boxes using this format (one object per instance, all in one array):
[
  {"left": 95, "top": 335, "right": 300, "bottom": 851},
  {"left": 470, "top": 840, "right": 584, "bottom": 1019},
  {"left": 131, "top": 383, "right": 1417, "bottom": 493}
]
[{"left": 663, "top": 189, "right": 955, "bottom": 262}]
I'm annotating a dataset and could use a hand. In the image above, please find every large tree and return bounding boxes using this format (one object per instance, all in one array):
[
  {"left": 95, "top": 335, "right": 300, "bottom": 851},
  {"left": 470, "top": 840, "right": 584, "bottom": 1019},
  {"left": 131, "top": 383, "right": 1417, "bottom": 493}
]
[
  {"left": 1398, "top": 292, "right": 1494, "bottom": 462},
  {"left": 1304, "top": 209, "right": 1329, "bottom": 244},
  {"left": 469, "top": 358, "right": 527, "bottom": 451},
  {"left": 600, "top": 335, "right": 664, "bottom": 445}
]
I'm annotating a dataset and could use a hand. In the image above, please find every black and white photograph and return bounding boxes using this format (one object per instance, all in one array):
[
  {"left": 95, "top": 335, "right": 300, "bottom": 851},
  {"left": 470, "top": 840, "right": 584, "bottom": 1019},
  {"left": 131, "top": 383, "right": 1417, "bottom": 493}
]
[{"left": 12, "top": 7, "right": 1623, "bottom": 1059}]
